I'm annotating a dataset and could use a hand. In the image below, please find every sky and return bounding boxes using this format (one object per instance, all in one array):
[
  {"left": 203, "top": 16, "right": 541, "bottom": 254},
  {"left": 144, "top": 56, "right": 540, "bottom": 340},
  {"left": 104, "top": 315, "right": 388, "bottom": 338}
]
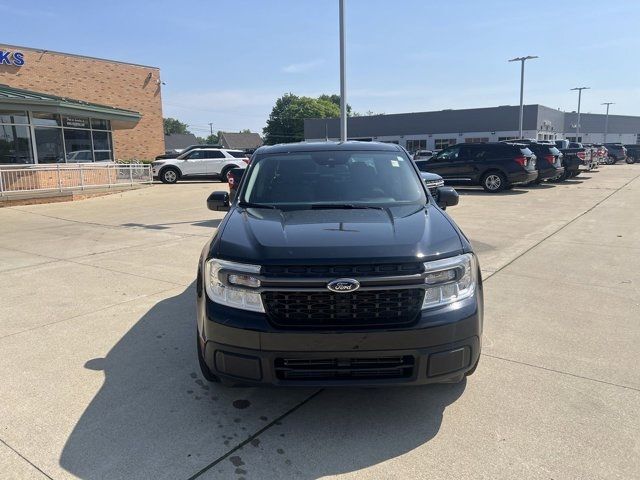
[{"left": 2, "top": 0, "right": 639, "bottom": 136}]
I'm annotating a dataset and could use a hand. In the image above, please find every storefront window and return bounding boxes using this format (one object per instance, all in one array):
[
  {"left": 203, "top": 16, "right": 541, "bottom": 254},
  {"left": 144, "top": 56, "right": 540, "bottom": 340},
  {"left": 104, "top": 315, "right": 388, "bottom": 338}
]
[
  {"left": 0, "top": 110, "right": 29, "bottom": 124},
  {"left": 0, "top": 124, "right": 33, "bottom": 163},
  {"left": 91, "top": 118, "right": 111, "bottom": 130},
  {"left": 92, "top": 130, "right": 113, "bottom": 161},
  {"left": 32, "top": 112, "right": 62, "bottom": 127},
  {"left": 34, "top": 127, "right": 65, "bottom": 163},
  {"left": 64, "top": 129, "right": 93, "bottom": 162}
]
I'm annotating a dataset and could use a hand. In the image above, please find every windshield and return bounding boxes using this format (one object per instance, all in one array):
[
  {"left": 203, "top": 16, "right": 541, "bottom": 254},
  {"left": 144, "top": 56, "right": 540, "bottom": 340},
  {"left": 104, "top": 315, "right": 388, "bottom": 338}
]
[{"left": 241, "top": 150, "right": 426, "bottom": 207}]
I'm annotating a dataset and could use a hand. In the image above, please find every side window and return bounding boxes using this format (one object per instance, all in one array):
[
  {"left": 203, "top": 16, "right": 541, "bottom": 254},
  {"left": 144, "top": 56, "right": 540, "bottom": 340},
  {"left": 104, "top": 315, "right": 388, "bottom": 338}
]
[
  {"left": 205, "top": 150, "right": 226, "bottom": 159},
  {"left": 187, "top": 150, "right": 204, "bottom": 159},
  {"left": 436, "top": 146, "right": 460, "bottom": 161}
]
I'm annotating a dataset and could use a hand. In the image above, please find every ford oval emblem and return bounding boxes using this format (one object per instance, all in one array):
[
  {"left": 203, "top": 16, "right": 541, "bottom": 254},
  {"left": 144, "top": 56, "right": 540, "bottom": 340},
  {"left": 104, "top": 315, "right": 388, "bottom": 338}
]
[{"left": 327, "top": 278, "right": 360, "bottom": 293}]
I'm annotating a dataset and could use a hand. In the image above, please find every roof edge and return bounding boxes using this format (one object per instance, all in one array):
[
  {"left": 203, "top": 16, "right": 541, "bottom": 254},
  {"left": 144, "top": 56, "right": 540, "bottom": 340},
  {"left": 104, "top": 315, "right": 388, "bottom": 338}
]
[{"left": 0, "top": 43, "right": 159, "bottom": 70}]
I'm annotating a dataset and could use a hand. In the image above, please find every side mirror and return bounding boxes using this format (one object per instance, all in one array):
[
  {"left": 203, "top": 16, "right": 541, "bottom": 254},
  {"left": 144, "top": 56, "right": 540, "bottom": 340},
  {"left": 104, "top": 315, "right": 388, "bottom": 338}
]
[
  {"left": 436, "top": 186, "right": 459, "bottom": 209},
  {"left": 207, "top": 191, "right": 230, "bottom": 211}
]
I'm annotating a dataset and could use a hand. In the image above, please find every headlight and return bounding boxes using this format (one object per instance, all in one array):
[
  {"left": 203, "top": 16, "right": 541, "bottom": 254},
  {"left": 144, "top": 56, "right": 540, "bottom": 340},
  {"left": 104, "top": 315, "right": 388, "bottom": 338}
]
[
  {"left": 205, "top": 259, "right": 264, "bottom": 312},
  {"left": 421, "top": 253, "right": 477, "bottom": 309},
  {"left": 152, "top": 161, "right": 165, "bottom": 167}
]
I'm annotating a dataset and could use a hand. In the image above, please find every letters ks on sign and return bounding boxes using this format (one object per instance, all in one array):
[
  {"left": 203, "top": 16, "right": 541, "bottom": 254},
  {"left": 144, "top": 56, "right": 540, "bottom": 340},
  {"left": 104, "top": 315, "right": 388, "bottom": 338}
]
[{"left": 0, "top": 51, "right": 25, "bottom": 67}]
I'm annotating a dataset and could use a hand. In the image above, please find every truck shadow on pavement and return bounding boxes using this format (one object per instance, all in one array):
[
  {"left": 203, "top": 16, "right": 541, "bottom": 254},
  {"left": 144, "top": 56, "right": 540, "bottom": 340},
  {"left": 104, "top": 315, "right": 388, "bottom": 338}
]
[{"left": 59, "top": 284, "right": 465, "bottom": 479}]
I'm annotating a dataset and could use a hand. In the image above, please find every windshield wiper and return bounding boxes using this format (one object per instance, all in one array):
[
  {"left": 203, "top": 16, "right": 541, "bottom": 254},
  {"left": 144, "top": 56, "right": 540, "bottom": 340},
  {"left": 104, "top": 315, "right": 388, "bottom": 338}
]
[
  {"left": 238, "top": 201, "right": 277, "bottom": 209},
  {"left": 310, "top": 203, "right": 384, "bottom": 210}
]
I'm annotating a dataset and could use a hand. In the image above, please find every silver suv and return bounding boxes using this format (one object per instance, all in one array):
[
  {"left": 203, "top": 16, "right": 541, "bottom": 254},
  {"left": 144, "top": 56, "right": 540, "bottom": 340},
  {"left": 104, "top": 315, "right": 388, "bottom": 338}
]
[{"left": 151, "top": 148, "right": 248, "bottom": 184}]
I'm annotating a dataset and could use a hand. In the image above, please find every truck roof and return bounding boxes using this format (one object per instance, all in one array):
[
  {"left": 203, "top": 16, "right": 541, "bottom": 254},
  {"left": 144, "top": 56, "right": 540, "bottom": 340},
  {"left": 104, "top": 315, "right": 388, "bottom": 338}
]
[{"left": 255, "top": 141, "right": 403, "bottom": 155}]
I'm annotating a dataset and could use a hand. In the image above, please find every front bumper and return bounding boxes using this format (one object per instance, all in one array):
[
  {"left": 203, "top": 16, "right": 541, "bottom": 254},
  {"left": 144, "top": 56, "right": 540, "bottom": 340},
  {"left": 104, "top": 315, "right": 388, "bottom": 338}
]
[{"left": 198, "top": 293, "right": 483, "bottom": 386}]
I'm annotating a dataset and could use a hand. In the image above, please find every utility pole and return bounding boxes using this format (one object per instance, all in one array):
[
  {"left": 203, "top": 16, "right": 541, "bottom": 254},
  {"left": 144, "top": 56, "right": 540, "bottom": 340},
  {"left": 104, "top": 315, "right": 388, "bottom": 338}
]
[
  {"left": 508, "top": 56, "right": 538, "bottom": 139},
  {"left": 208, "top": 123, "right": 214, "bottom": 136},
  {"left": 570, "top": 87, "right": 590, "bottom": 140},
  {"left": 601, "top": 102, "right": 614, "bottom": 144},
  {"left": 339, "top": 0, "right": 347, "bottom": 142}
]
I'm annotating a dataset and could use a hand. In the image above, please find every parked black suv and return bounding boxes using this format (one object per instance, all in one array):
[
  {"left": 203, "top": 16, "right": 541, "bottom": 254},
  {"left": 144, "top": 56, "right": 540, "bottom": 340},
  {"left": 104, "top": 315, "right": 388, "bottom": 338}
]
[
  {"left": 604, "top": 143, "right": 627, "bottom": 163},
  {"left": 197, "top": 141, "right": 482, "bottom": 386},
  {"left": 507, "top": 140, "right": 565, "bottom": 183},
  {"left": 415, "top": 142, "right": 537, "bottom": 192}
]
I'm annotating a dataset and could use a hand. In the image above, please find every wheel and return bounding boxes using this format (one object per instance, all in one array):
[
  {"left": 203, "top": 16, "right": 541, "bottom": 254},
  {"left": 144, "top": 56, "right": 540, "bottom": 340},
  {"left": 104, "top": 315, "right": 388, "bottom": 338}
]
[
  {"left": 160, "top": 167, "right": 180, "bottom": 184},
  {"left": 626, "top": 156, "right": 636, "bottom": 164},
  {"left": 220, "top": 166, "right": 233, "bottom": 183},
  {"left": 197, "top": 332, "right": 220, "bottom": 383},
  {"left": 481, "top": 171, "right": 506, "bottom": 193},
  {"left": 607, "top": 155, "right": 616, "bottom": 165}
]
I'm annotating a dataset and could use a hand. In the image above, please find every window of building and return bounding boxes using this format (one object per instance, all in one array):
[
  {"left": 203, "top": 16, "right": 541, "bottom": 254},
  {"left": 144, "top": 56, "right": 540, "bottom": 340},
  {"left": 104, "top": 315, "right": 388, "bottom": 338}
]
[
  {"left": 0, "top": 124, "right": 33, "bottom": 164},
  {"left": 498, "top": 136, "right": 518, "bottom": 141},
  {"left": 636, "top": 133, "right": 640, "bottom": 145},
  {"left": 91, "top": 118, "right": 111, "bottom": 130},
  {"left": 64, "top": 129, "right": 93, "bottom": 162},
  {"left": 434, "top": 138, "right": 456, "bottom": 150},
  {"left": 32, "top": 112, "right": 62, "bottom": 127},
  {"left": 464, "top": 137, "right": 489, "bottom": 144},
  {"left": 0, "top": 110, "right": 29, "bottom": 124},
  {"left": 406, "top": 139, "right": 426, "bottom": 153},
  {"left": 92, "top": 131, "right": 113, "bottom": 161},
  {"left": 34, "top": 127, "right": 64, "bottom": 163}
]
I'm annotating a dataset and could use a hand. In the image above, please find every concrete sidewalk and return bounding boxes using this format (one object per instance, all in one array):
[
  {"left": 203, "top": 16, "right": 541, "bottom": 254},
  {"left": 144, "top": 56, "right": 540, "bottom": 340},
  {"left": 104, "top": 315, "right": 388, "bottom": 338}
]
[{"left": 0, "top": 167, "right": 639, "bottom": 479}]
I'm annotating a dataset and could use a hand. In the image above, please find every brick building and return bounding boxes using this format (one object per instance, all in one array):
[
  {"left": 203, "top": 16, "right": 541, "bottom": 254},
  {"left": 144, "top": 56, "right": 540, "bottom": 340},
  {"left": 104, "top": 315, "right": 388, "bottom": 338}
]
[{"left": 0, "top": 44, "right": 164, "bottom": 164}]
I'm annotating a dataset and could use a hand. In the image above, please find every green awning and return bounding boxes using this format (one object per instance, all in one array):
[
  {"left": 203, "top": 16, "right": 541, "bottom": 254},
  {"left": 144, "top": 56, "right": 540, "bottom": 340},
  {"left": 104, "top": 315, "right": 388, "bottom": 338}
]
[{"left": 0, "top": 84, "right": 141, "bottom": 128}]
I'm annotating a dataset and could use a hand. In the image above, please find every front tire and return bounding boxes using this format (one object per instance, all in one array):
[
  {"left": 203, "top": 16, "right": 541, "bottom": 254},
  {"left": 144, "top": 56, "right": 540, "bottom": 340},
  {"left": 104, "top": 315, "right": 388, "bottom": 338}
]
[
  {"left": 481, "top": 171, "right": 506, "bottom": 193},
  {"left": 160, "top": 167, "right": 180, "bottom": 184},
  {"left": 626, "top": 156, "right": 636, "bottom": 164}
]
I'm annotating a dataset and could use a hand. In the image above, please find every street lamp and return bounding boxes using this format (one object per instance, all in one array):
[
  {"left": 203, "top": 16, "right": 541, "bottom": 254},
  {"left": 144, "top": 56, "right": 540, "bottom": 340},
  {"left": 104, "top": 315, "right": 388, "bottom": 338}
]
[
  {"left": 601, "top": 102, "right": 614, "bottom": 144},
  {"left": 339, "top": 0, "right": 347, "bottom": 142},
  {"left": 570, "top": 87, "right": 590, "bottom": 141},
  {"left": 508, "top": 55, "right": 538, "bottom": 139}
]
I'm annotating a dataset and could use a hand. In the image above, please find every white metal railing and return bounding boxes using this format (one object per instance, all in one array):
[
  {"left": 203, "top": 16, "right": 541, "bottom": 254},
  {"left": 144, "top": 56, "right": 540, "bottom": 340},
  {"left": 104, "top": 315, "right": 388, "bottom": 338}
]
[{"left": 0, "top": 163, "right": 152, "bottom": 196}]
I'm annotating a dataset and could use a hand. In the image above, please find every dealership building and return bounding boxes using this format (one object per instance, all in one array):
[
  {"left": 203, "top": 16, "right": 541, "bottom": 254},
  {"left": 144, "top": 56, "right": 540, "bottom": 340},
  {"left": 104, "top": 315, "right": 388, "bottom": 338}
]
[
  {"left": 0, "top": 44, "right": 164, "bottom": 165},
  {"left": 304, "top": 104, "right": 640, "bottom": 151}
]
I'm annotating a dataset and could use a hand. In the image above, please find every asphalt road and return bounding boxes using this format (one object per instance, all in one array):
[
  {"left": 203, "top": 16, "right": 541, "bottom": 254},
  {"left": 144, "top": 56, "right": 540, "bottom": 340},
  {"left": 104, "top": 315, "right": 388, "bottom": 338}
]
[{"left": 0, "top": 165, "right": 638, "bottom": 480}]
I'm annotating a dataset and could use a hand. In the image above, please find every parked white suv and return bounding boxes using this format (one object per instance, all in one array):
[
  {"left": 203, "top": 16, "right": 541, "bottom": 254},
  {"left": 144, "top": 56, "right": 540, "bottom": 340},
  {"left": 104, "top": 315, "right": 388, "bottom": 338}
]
[{"left": 151, "top": 148, "right": 248, "bottom": 184}]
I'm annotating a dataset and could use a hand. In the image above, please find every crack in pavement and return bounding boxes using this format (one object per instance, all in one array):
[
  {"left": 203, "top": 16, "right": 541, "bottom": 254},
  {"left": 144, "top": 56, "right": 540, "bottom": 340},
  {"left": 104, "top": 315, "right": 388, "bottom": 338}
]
[
  {"left": 0, "top": 437, "right": 55, "bottom": 480},
  {"left": 483, "top": 354, "right": 640, "bottom": 393},
  {"left": 482, "top": 170, "right": 640, "bottom": 281},
  {"left": 0, "top": 284, "right": 184, "bottom": 342},
  {"left": 186, "top": 389, "right": 324, "bottom": 480}
]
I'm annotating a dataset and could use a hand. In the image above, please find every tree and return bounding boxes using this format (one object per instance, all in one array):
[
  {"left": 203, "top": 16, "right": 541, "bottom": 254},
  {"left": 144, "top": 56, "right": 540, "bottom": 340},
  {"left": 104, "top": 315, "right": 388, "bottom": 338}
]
[
  {"left": 163, "top": 117, "right": 190, "bottom": 135},
  {"left": 317, "top": 94, "right": 353, "bottom": 116},
  {"left": 263, "top": 93, "right": 340, "bottom": 144}
]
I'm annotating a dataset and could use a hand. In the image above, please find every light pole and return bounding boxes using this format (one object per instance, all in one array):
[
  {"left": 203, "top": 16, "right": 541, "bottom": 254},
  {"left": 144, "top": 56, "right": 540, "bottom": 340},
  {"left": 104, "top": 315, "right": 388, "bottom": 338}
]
[
  {"left": 601, "top": 102, "right": 614, "bottom": 144},
  {"left": 339, "top": 0, "right": 347, "bottom": 142},
  {"left": 508, "top": 55, "right": 538, "bottom": 139},
  {"left": 570, "top": 87, "right": 590, "bottom": 141}
]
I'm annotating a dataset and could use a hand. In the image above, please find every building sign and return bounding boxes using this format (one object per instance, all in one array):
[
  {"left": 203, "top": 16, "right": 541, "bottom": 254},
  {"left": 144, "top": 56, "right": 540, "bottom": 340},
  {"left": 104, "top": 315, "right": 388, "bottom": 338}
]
[
  {"left": 63, "top": 116, "right": 90, "bottom": 129},
  {"left": 0, "top": 50, "right": 25, "bottom": 67}
]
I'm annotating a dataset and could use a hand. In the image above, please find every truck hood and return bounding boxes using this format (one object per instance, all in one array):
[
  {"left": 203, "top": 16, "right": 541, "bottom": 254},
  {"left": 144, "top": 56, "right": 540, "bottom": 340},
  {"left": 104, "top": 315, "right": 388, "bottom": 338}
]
[{"left": 214, "top": 204, "right": 464, "bottom": 264}]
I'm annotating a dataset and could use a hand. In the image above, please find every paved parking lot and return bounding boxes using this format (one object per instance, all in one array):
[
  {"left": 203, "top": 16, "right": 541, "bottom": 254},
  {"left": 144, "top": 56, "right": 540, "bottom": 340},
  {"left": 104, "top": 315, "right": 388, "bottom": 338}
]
[{"left": 1, "top": 165, "right": 639, "bottom": 480}]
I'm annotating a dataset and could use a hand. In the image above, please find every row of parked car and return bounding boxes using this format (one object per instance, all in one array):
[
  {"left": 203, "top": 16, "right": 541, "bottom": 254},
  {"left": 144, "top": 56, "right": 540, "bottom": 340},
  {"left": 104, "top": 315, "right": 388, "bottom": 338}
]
[
  {"left": 150, "top": 139, "right": 637, "bottom": 196},
  {"left": 411, "top": 139, "right": 635, "bottom": 192}
]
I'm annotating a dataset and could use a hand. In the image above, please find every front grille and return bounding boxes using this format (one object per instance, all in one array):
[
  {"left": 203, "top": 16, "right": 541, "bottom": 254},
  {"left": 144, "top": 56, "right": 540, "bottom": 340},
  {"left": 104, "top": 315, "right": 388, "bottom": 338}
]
[
  {"left": 262, "top": 288, "right": 424, "bottom": 328},
  {"left": 262, "top": 262, "right": 424, "bottom": 278},
  {"left": 274, "top": 356, "right": 415, "bottom": 381}
]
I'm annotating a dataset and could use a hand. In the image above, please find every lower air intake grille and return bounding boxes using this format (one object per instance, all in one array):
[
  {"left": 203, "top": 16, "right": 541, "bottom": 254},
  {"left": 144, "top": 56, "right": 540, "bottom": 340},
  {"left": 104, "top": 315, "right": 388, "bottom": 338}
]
[{"left": 274, "top": 356, "right": 415, "bottom": 381}]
